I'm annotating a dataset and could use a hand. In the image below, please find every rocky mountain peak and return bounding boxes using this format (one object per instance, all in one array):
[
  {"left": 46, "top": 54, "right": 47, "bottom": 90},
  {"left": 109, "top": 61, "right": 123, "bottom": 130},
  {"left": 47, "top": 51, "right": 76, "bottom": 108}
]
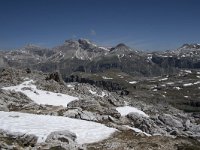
[
  {"left": 110, "top": 43, "right": 132, "bottom": 54},
  {"left": 62, "top": 39, "right": 98, "bottom": 50},
  {"left": 78, "top": 39, "right": 97, "bottom": 49},
  {"left": 116, "top": 43, "right": 128, "bottom": 48},
  {"left": 63, "top": 39, "right": 79, "bottom": 47},
  {"left": 78, "top": 38, "right": 91, "bottom": 44},
  {"left": 179, "top": 43, "right": 200, "bottom": 50}
]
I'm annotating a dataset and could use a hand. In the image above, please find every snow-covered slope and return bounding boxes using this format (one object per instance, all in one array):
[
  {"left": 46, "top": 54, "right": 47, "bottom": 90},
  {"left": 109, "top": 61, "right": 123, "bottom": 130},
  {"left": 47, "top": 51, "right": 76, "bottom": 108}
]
[
  {"left": 2, "top": 80, "right": 78, "bottom": 107},
  {"left": 0, "top": 111, "right": 117, "bottom": 144}
]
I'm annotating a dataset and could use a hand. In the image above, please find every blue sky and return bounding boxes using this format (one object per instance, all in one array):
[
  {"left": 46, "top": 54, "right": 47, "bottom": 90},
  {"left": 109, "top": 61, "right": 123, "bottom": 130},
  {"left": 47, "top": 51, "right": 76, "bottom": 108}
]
[{"left": 0, "top": 0, "right": 200, "bottom": 50}]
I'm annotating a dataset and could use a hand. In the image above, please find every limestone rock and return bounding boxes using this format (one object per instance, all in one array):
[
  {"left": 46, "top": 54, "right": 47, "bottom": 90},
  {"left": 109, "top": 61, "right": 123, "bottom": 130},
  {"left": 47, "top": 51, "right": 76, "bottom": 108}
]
[
  {"left": 45, "top": 130, "right": 77, "bottom": 143},
  {"left": 158, "top": 114, "right": 183, "bottom": 128},
  {"left": 44, "top": 130, "right": 85, "bottom": 150}
]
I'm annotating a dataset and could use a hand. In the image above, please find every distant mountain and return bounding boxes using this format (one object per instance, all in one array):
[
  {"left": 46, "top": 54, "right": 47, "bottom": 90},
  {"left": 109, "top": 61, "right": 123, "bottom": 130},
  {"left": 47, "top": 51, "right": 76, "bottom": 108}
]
[
  {"left": 110, "top": 43, "right": 132, "bottom": 54},
  {"left": 23, "top": 44, "right": 55, "bottom": 57},
  {"left": 51, "top": 39, "right": 108, "bottom": 61},
  {"left": 179, "top": 43, "right": 200, "bottom": 50},
  {"left": 151, "top": 43, "right": 200, "bottom": 69},
  {"left": 1, "top": 40, "right": 200, "bottom": 77}
]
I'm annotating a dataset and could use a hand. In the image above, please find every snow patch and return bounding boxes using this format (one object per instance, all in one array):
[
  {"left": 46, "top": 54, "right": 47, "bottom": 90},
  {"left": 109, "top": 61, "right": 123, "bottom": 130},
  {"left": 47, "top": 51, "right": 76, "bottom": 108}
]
[
  {"left": 181, "top": 55, "right": 186, "bottom": 58},
  {"left": 117, "top": 75, "right": 124, "bottom": 78},
  {"left": 173, "top": 87, "right": 181, "bottom": 90},
  {"left": 101, "top": 91, "right": 107, "bottom": 97},
  {"left": 147, "top": 54, "right": 152, "bottom": 61},
  {"left": 166, "top": 82, "right": 174, "bottom": 85},
  {"left": 129, "top": 81, "right": 137, "bottom": 84},
  {"left": 89, "top": 89, "right": 97, "bottom": 95},
  {"left": 194, "top": 81, "right": 200, "bottom": 85},
  {"left": 116, "top": 106, "right": 149, "bottom": 117},
  {"left": 0, "top": 111, "right": 117, "bottom": 144},
  {"left": 89, "top": 89, "right": 107, "bottom": 97},
  {"left": 23, "top": 77, "right": 30, "bottom": 81},
  {"left": 102, "top": 76, "right": 113, "bottom": 80},
  {"left": 99, "top": 47, "right": 109, "bottom": 51},
  {"left": 159, "top": 78, "right": 168, "bottom": 81},
  {"left": 184, "top": 70, "right": 192, "bottom": 74},
  {"left": 2, "top": 80, "right": 78, "bottom": 107},
  {"left": 124, "top": 125, "right": 151, "bottom": 136},
  {"left": 183, "top": 83, "right": 193, "bottom": 87},
  {"left": 67, "top": 84, "right": 74, "bottom": 89}
]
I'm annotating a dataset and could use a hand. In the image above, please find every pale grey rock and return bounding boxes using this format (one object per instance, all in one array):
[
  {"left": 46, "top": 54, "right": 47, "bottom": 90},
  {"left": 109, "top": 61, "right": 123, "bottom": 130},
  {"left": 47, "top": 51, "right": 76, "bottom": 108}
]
[
  {"left": 0, "top": 129, "right": 38, "bottom": 147},
  {"left": 158, "top": 114, "right": 183, "bottom": 128},
  {"left": 127, "top": 113, "right": 167, "bottom": 135},
  {"left": 67, "top": 99, "right": 101, "bottom": 112},
  {"left": 45, "top": 130, "right": 77, "bottom": 143},
  {"left": 190, "top": 124, "right": 200, "bottom": 134},
  {"left": 44, "top": 130, "right": 85, "bottom": 150},
  {"left": 80, "top": 110, "right": 98, "bottom": 121},
  {"left": 63, "top": 108, "right": 81, "bottom": 118},
  {"left": 185, "top": 119, "right": 192, "bottom": 130},
  {"left": 0, "top": 103, "right": 9, "bottom": 111},
  {"left": 64, "top": 108, "right": 103, "bottom": 122}
]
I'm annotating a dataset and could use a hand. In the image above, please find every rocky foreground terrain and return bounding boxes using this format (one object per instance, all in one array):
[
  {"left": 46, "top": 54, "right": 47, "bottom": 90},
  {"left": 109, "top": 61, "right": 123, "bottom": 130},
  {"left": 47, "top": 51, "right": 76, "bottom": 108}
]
[
  {"left": 0, "top": 40, "right": 200, "bottom": 149},
  {"left": 0, "top": 68, "right": 200, "bottom": 150}
]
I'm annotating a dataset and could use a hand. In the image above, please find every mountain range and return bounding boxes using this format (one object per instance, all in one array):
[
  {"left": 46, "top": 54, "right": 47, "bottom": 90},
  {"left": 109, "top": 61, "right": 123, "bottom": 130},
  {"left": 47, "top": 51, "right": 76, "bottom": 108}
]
[{"left": 1, "top": 39, "right": 200, "bottom": 78}]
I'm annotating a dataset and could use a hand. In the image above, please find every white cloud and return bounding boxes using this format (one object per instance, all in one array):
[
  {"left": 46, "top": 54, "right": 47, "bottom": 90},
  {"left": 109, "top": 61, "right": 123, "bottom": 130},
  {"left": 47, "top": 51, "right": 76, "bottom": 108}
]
[
  {"left": 72, "top": 34, "right": 77, "bottom": 38},
  {"left": 90, "top": 29, "right": 96, "bottom": 36}
]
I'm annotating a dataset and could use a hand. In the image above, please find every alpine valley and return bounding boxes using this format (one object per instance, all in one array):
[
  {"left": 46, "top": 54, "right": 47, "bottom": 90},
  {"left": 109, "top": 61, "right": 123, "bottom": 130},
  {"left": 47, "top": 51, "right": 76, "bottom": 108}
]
[{"left": 0, "top": 39, "right": 200, "bottom": 150}]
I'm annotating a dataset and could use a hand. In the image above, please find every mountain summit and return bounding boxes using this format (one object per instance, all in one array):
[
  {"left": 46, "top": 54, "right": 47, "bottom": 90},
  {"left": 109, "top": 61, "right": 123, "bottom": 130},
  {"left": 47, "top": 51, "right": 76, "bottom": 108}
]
[{"left": 179, "top": 43, "right": 200, "bottom": 50}]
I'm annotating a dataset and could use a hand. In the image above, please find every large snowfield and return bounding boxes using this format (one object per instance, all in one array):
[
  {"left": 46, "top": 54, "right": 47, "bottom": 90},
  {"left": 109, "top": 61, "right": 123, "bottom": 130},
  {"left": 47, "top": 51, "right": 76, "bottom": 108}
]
[
  {"left": 0, "top": 80, "right": 117, "bottom": 144},
  {"left": 2, "top": 80, "right": 78, "bottom": 107},
  {"left": 0, "top": 111, "right": 117, "bottom": 144},
  {"left": 0, "top": 80, "right": 150, "bottom": 145}
]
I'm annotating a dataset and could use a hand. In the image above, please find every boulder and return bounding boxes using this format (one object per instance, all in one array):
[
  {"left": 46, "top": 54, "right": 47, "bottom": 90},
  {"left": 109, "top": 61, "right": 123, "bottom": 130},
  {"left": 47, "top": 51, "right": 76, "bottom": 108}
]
[
  {"left": 46, "top": 130, "right": 77, "bottom": 143},
  {"left": 80, "top": 111, "right": 98, "bottom": 121},
  {"left": 45, "top": 130, "right": 83, "bottom": 150},
  {"left": 46, "top": 72, "right": 62, "bottom": 83},
  {"left": 158, "top": 114, "right": 183, "bottom": 128},
  {"left": 0, "top": 103, "right": 9, "bottom": 111},
  {"left": 189, "top": 124, "right": 200, "bottom": 134},
  {"left": 63, "top": 108, "right": 81, "bottom": 118},
  {"left": 67, "top": 99, "right": 101, "bottom": 112},
  {"left": 17, "top": 133, "right": 38, "bottom": 147},
  {"left": 127, "top": 113, "right": 166, "bottom": 135},
  {"left": 0, "top": 129, "right": 38, "bottom": 147}
]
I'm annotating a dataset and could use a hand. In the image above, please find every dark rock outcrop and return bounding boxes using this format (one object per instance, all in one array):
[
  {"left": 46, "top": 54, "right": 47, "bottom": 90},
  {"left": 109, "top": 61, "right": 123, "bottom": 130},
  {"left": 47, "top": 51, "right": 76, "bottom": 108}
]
[
  {"left": 46, "top": 72, "right": 62, "bottom": 83},
  {"left": 65, "top": 75, "right": 129, "bottom": 95}
]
